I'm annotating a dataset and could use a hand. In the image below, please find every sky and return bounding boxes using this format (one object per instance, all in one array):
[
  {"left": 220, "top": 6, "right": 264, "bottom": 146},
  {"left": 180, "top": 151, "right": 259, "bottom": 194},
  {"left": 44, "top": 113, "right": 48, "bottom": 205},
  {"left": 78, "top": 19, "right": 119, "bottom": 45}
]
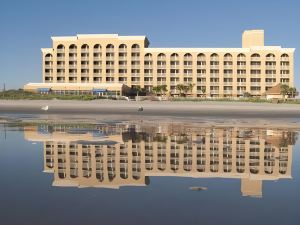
[{"left": 0, "top": 0, "right": 299, "bottom": 90}]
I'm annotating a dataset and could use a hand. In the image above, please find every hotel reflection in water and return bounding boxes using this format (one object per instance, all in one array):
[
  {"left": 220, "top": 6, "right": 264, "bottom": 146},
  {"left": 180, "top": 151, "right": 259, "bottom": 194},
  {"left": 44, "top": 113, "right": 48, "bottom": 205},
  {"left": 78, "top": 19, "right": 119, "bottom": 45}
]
[{"left": 24, "top": 122, "right": 296, "bottom": 198}]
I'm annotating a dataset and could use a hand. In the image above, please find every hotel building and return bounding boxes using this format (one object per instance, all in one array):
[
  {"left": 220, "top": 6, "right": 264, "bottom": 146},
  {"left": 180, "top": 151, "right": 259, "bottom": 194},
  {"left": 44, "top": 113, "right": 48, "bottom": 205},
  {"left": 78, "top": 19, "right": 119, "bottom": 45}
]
[
  {"left": 25, "top": 123, "right": 295, "bottom": 197},
  {"left": 24, "top": 30, "right": 295, "bottom": 97}
]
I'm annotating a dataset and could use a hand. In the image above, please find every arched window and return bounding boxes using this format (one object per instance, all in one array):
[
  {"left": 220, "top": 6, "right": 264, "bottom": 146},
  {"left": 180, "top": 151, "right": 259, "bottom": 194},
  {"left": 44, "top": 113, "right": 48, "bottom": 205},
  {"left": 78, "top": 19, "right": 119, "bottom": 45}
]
[
  {"left": 210, "top": 53, "right": 219, "bottom": 61},
  {"left": 93, "top": 44, "right": 101, "bottom": 52},
  {"left": 132, "top": 44, "right": 140, "bottom": 50},
  {"left": 157, "top": 53, "right": 166, "bottom": 60},
  {"left": 106, "top": 44, "right": 114, "bottom": 51},
  {"left": 69, "top": 44, "right": 77, "bottom": 50},
  {"left": 266, "top": 53, "right": 275, "bottom": 61},
  {"left": 119, "top": 44, "right": 127, "bottom": 51},
  {"left": 145, "top": 53, "right": 152, "bottom": 60},
  {"left": 45, "top": 53, "right": 52, "bottom": 60},
  {"left": 224, "top": 53, "right": 232, "bottom": 61},
  {"left": 251, "top": 53, "right": 260, "bottom": 60},
  {"left": 237, "top": 53, "right": 246, "bottom": 61},
  {"left": 57, "top": 44, "right": 65, "bottom": 50},
  {"left": 197, "top": 53, "right": 206, "bottom": 61}
]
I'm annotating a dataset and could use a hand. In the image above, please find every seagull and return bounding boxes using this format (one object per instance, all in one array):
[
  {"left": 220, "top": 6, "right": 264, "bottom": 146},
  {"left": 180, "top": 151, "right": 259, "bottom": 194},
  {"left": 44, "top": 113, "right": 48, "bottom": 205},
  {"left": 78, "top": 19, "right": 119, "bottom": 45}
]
[{"left": 41, "top": 106, "right": 49, "bottom": 111}]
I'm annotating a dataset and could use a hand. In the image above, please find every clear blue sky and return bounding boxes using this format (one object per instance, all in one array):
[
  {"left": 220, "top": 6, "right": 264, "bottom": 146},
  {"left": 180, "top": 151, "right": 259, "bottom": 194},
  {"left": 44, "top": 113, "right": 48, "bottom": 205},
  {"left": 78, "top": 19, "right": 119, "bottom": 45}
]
[{"left": 0, "top": 0, "right": 299, "bottom": 89}]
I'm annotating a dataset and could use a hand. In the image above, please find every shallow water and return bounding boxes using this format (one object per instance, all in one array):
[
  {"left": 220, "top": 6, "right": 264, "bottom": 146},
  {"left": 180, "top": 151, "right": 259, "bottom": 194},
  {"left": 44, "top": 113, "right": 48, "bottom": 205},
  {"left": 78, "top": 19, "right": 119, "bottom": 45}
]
[{"left": 0, "top": 121, "right": 300, "bottom": 225}]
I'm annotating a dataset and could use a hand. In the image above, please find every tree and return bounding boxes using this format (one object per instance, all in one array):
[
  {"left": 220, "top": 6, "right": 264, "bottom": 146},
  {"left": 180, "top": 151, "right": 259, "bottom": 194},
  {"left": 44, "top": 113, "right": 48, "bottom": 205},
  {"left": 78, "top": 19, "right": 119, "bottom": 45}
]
[
  {"left": 243, "top": 92, "right": 251, "bottom": 98},
  {"left": 176, "top": 84, "right": 185, "bottom": 97},
  {"left": 161, "top": 85, "right": 168, "bottom": 97},
  {"left": 187, "top": 83, "right": 195, "bottom": 96},
  {"left": 288, "top": 87, "right": 297, "bottom": 98},
  {"left": 280, "top": 84, "right": 289, "bottom": 100},
  {"left": 152, "top": 86, "right": 161, "bottom": 96},
  {"left": 134, "top": 85, "right": 142, "bottom": 100},
  {"left": 201, "top": 87, "right": 206, "bottom": 98}
]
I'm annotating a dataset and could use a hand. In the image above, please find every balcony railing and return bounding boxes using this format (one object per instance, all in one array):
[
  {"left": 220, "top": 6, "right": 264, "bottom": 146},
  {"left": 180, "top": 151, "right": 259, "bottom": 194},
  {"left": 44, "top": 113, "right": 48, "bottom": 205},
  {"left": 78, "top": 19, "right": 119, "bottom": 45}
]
[
  {"left": 266, "top": 82, "right": 275, "bottom": 86},
  {"left": 69, "top": 56, "right": 77, "bottom": 61},
  {"left": 251, "top": 82, "right": 261, "bottom": 86},
  {"left": 210, "top": 73, "right": 219, "bottom": 78},
  {"left": 69, "top": 72, "right": 77, "bottom": 77},
  {"left": 210, "top": 82, "right": 219, "bottom": 86},
  {"left": 281, "top": 66, "right": 289, "bottom": 70},
  {"left": 131, "top": 80, "right": 140, "bottom": 85},
  {"left": 266, "top": 57, "right": 276, "bottom": 61},
  {"left": 93, "top": 65, "right": 102, "bottom": 69},
  {"left": 81, "top": 72, "right": 89, "bottom": 77},
  {"left": 251, "top": 57, "right": 260, "bottom": 61},
  {"left": 69, "top": 64, "right": 77, "bottom": 69},
  {"left": 157, "top": 73, "right": 166, "bottom": 77},
  {"left": 157, "top": 65, "right": 166, "bottom": 69},
  {"left": 223, "top": 73, "right": 232, "bottom": 78},
  {"left": 57, "top": 49, "right": 65, "bottom": 53},
  {"left": 170, "top": 73, "right": 179, "bottom": 77},
  {"left": 224, "top": 90, "right": 233, "bottom": 94},
  {"left": 144, "top": 65, "right": 153, "bottom": 69},
  {"left": 45, "top": 65, "right": 52, "bottom": 69},
  {"left": 81, "top": 65, "right": 89, "bottom": 69},
  {"left": 144, "top": 73, "right": 153, "bottom": 77},
  {"left": 69, "top": 49, "right": 77, "bottom": 54},
  {"left": 210, "top": 90, "right": 219, "bottom": 94},
  {"left": 57, "top": 56, "right": 65, "bottom": 61},
  {"left": 131, "top": 64, "right": 140, "bottom": 69},
  {"left": 45, "top": 57, "right": 52, "bottom": 61},
  {"left": 210, "top": 65, "right": 219, "bottom": 69},
  {"left": 81, "top": 49, "right": 89, "bottom": 54},
  {"left": 266, "top": 65, "right": 276, "bottom": 70},
  {"left": 57, "top": 65, "right": 65, "bottom": 69},
  {"left": 237, "top": 82, "right": 246, "bottom": 86},
  {"left": 223, "top": 82, "right": 232, "bottom": 86},
  {"left": 197, "top": 73, "right": 206, "bottom": 77},
  {"left": 45, "top": 72, "right": 52, "bottom": 76},
  {"left": 131, "top": 56, "right": 140, "bottom": 61},
  {"left": 106, "top": 65, "right": 114, "bottom": 69}
]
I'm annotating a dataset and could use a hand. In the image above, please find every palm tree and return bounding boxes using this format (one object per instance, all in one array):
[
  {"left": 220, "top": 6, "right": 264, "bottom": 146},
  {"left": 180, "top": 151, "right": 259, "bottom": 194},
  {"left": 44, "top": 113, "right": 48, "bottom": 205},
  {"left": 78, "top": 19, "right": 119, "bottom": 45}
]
[
  {"left": 280, "top": 84, "right": 289, "bottom": 100},
  {"left": 201, "top": 87, "right": 206, "bottom": 98},
  {"left": 288, "top": 87, "right": 297, "bottom": 98},
  {"left": 161, "top": 85, "right": 168, "bottom": 97},
  {"left": 176, "top": 84, "right": 185, "bottom": 97},
  {"left": 152, "top": 86, "right": 161, "bottom": 96},
  {"left": 188, "top": 83, "right": 195, "bottom": 96}
]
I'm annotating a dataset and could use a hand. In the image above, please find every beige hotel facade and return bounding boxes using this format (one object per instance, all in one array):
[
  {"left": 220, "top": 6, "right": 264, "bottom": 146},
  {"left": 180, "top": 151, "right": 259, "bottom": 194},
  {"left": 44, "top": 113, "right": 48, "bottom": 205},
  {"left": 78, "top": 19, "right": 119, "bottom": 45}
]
[{"left": 24, "top": 30, "right": 295, "bottom": 97}]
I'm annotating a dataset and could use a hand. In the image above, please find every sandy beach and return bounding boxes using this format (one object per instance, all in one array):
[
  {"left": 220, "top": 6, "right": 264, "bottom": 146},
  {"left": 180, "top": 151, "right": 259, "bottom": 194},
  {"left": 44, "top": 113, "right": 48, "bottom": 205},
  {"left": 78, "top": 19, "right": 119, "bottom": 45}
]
[{"left": 1, "top": 100, "right": 300, "bottom": 118}]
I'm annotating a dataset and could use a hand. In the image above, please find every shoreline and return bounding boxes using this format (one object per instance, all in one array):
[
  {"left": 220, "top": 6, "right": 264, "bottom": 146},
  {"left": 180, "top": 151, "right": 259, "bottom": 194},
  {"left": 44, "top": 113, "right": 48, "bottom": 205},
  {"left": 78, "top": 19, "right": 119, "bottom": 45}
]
[{"left": 1, "top": 100, "right": 300, "bottom": 128}]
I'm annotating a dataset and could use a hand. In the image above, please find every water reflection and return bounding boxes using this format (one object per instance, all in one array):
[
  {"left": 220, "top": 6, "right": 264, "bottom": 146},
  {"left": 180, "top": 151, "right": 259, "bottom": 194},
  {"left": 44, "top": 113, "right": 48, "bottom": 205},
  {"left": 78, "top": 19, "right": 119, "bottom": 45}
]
[{"left": 24, "top": 122, "right": 297, "bottom": 198}]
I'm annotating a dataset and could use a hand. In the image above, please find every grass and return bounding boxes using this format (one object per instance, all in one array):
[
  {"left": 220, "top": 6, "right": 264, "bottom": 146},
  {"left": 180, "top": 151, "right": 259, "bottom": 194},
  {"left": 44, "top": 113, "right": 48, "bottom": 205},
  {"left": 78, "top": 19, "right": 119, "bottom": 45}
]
[{"left": 0, "top": 90, "right": 115, "bottom": 100}]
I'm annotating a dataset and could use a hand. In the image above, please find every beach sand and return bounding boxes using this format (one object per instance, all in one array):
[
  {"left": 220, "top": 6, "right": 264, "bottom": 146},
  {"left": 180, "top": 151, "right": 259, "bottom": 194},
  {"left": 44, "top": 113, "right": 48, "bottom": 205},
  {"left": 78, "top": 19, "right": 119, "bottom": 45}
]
[{"left": 1, "top": 100, "right": 300, "bottom": 128}]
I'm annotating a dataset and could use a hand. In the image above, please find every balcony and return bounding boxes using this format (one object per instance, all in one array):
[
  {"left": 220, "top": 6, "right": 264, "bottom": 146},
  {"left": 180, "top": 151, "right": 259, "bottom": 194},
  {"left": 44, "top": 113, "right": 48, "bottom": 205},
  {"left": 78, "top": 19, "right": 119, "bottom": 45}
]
[
  {"left": 210, "top": 65, "right": 219, "bottom": 69},
  {"left": 118, "top": 65, "right": 127, "bottom": 69},
  {"left": 251, "top": 57, "right": 260, "bottom": 61},
  {"left": 266, "top": 82, "right": 275, "bottom": 86},
  {"left": 210, "top": 82, "right": 219, "bottom": 86},
  {"left": 131, "top": 64, "right": 140, "bottom": 69},
  {"left": 250, "top": 65, "right": 260, "bottom": 69},
  {"left": 93, "top": 56, "right": 101, "bottom": 61},
  {"left": 81, "top": 64, "right": 89, "bottom": 69},
  {"left": 237, "top": 65, "right": 246, "bottom": 69},
  {"left": 266, "top": 74, "right": 276, "bottom": 78},
  {"left": 81, "top": 72, "right": 89, "bottom": 77},
  {"left": 57, "top": 49, "right": 65, "bottom": 53},
  {"left": 69, "top": 72, "right": 77, "bottom": 77},
  {"left": 106, "top": 73, "right": 114, "bottom": 77},
  {"left": 170, "top": 81, "right": 179, "bottom": 85},
  {"left": 266, "top": 65, "right": 276, "bottom": 70},
  {"left": 131, "top": 80, "right": 140, "bottom": 85},
  {"left": 157, "top": 65, "right": 166, "bottom": 69},
  {"left": 144, "top": 73, "right": 153, "bottom": 77},
  {"left": 144, "top": 65, "right": 153, "bottom": 69},
  {"left": 184, "top": 64, "right": 193, "bottom": 69},
  {"left": 45, "top": 72, "right": 52, "bottom": 76},
  {"left": 197, "top": 65, "right": 206, "bottom": 69},
  {"left": 81, "top": 56, "right": 89, "bottom": 61},
  {"left": 119, "top": 56, "right": 127, "bottom": 61},
  {"left": 69, "top": 56, "right": 77, "bottom": 61},
  {"left": 45, "top": 65, "right": 52, "bottom": 69},
  {"left": 224, "top": 90, "right": 233, "bottom": 94},
  {"left": 281, "top": 66, "right": 289, "bottom": 70},
  {"left": 223, "top": 82, "right": 232, "bottom": 86},
  {"left": 281, "top": 57, "right": 289, "bottom": 62},
  {"left": 106, "top": 65, "right": 114, "bottom": 69},
  {"left": 157, "top": 73, "right": 166, "bottom": 77},
  {"left": 131, "top": 56, "right": 140, "bottom": 61},
  {"left": 224, "top": 65, "right": 232, "bottom": 69},
  {"left": 131, "top": 73, "right": 140, "bottom": 77},
  {"left": 57, "top": 64, "right": 65, "bottom": 69},
  {"left": 250, "top": 74, "right": 261, "bottom": 78},
  {"left": 93, "top": 65, "right": 102, "bottom": 69},
  {"left": 210, "top": 90, "right": 219, "bottom": 94},
  {"left": 170, "top": 65, "right": 179, "bottom": 69},
  {"left": 57, "top": 56, "right": 65, "bottom": 61},
  {"left": 69, "top": 49, "right": 77, "bottom": 54},
  {"left": 197, "top": 82, "right": 206, "bottom": 85},
  {"left": 45, "top": 57, "right": 52, "bottom": 61},
  {"left": 197, "top": 73, "right": 206, "bottom": 77},
  {"left": 251, "top": 82, "right": 261, "bottom": 86},
  {"left": 144, "top": 80, "right": 153, "bottom": 85},
  {"left": 170, "top": 73, "right": 179, "bottom": 77},
  {"left": 251, "top": 90, "right": 261, "bottom": 95},
  {"left": 223, "top": 73, "right": 232, "bottom": 78},
  {"left": 69, "top": 64, "right": 77, "bottom": 69},
  {"left": 237, "top": 82, "right": 246, "bottom": 86},
  {"left": 57, "top": 72, "right": 65, "bottom": 76},
  {"left": 106, "top": 57, "right": 114, "bottom": 61},
  {"left": 81, "top": 49, "right": 89, "bottom": 54},
  {"left": 210, "top": 73, "right": 219, "bottom": 78},
  {"left": 266, "top": 57, "right": 276, "bottom": 61}
]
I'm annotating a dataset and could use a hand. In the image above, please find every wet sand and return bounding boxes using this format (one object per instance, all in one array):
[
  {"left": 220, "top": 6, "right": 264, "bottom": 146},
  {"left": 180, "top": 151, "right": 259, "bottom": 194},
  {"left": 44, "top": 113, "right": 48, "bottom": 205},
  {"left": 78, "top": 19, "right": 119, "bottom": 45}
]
[
  {"left": 0, "top": 100, "right": 300, "bottom": 118},
  {"left": 1, "top": 100, "right": 300, "bottom": 128}
]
